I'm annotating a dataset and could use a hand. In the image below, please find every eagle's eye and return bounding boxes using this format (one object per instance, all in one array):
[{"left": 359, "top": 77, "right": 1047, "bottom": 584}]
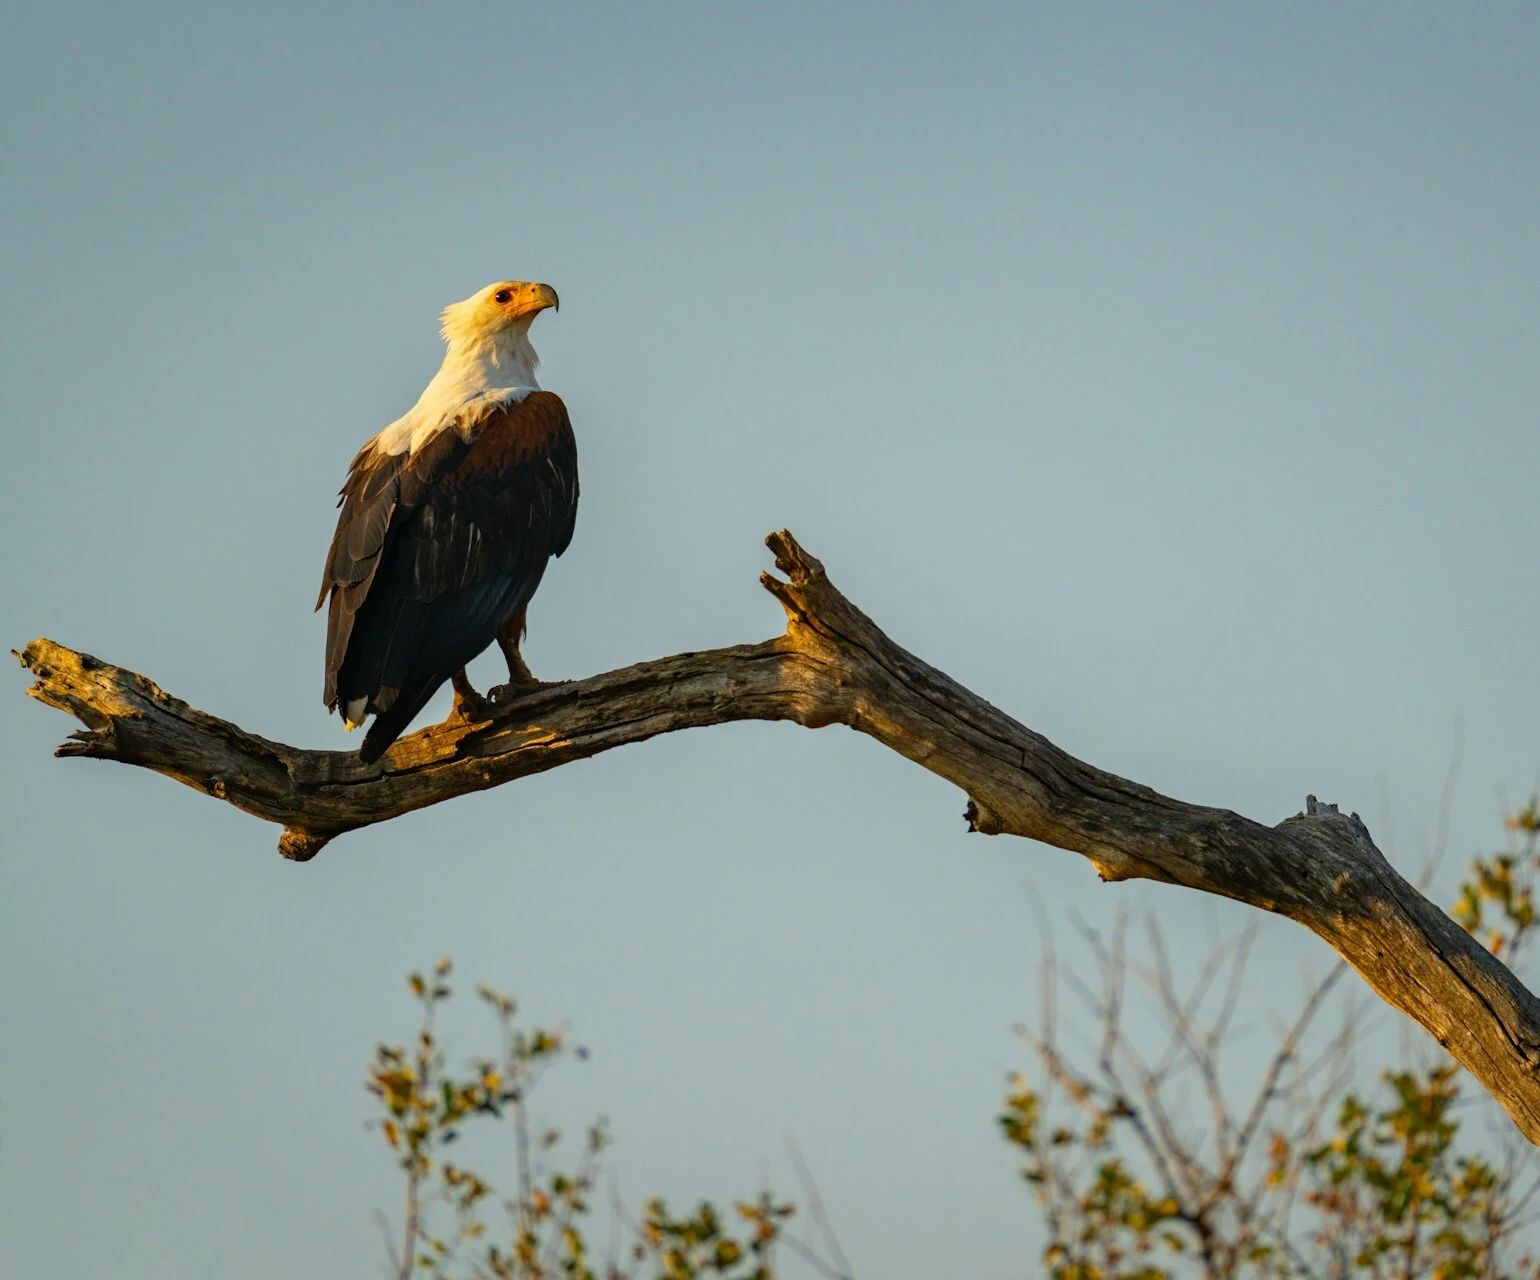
[{"left": 494, "top": 289, "right": 513, "bottom": 304}]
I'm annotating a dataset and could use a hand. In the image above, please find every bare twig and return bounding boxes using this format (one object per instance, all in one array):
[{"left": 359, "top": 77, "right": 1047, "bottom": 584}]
[{"left": 786, "top": 1138, "right": 855, "bottom": 1280}]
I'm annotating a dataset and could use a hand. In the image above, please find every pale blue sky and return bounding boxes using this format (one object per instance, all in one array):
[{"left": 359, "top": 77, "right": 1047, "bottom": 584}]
[{"left": 3, "top": 4, "right": 1538, "bottom": 1276}]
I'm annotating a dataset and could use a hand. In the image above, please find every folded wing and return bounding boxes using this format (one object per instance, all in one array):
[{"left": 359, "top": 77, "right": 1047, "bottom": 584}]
[{"left": 317, "top": 391, "right": 579, "bottom": 761}]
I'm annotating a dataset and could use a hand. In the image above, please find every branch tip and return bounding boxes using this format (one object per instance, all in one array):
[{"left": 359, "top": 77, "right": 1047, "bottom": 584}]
[
  {"left": 764, "top": 529, "right": 824, "bottom": 586},
  {"left": 278, "top": 828, "right": 333, "bottom": 862},
  {"left": 965, "top": 798, "right": 1005, "bottom": 835},
  {"left": 56, "top": 728, "right": 115, "bottom": 759},
  {"left": 759, "top": 570, "right": 800, "bottom": 619}
]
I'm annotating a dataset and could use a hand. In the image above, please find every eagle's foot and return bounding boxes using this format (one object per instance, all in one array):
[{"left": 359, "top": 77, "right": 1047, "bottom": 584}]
[
  {"left": 449, "top": 690, "right": 492, "bottom": 725},
  {"left": 487, "top": 677, "right": 564, "bottom": 706},
  {"left": 448, "top": 670, "right": 493, "bottom": 724},
  {"left": 489, "top": 646, "right": 563, "bottom": 705}
]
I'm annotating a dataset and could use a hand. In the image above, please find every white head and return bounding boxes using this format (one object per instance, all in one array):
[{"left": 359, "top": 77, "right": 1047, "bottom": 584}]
[{"left": 439, "top": 279, "right": 560, "bottom": 358}]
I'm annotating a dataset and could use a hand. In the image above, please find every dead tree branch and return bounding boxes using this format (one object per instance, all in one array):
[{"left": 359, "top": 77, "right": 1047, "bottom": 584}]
[{"left": 15, "top": 529, "right": 1540, "bottom": 1143}]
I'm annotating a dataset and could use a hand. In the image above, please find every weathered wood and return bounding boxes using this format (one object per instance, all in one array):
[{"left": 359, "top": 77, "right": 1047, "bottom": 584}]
[{"left": 16, "top": 530, "right": 1540, "bottom": 1143}]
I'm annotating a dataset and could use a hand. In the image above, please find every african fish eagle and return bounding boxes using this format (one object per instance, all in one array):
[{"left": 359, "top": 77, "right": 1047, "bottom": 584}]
[{"left": 316, "top": 280, "right": 578, "bottom": 764}]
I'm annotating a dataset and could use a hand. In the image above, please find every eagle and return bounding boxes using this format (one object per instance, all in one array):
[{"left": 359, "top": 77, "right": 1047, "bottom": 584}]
[{"left": 316, "top": 280, "right": 578, "bottom": 764}]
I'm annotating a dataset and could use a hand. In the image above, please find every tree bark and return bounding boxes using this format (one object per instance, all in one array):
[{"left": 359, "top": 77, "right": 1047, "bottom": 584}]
[{"left": 16, "top": 530, "right": 1540, "bottom": 1143}]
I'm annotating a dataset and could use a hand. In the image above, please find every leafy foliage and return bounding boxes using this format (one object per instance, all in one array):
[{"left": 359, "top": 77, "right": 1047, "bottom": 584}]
[
  {"left": 1303, "top": 1065, "right": 1538, "bottom": 1279},
  {"left": 366, "top": 959, "right": 838, "bottom": 1280},
  {"left": 1454, "top": 799, "right": 1540, "bottom": 959}
]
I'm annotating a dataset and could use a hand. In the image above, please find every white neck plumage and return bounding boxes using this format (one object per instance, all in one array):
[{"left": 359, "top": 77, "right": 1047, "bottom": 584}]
[
  {"left": 442, "top": 318, "right": 541, "bottom": 392},
  {"left": 375, "top": 321, "right": 542, "bottom": 457}
]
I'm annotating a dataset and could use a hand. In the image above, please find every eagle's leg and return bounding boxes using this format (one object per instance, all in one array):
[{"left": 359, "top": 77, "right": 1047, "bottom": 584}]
[
  {"left": 449, "top": 667, "right": 491, "bottom": 723},
  {"left": 489, "top": 609, "right": 547, "bottom": 704}
]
